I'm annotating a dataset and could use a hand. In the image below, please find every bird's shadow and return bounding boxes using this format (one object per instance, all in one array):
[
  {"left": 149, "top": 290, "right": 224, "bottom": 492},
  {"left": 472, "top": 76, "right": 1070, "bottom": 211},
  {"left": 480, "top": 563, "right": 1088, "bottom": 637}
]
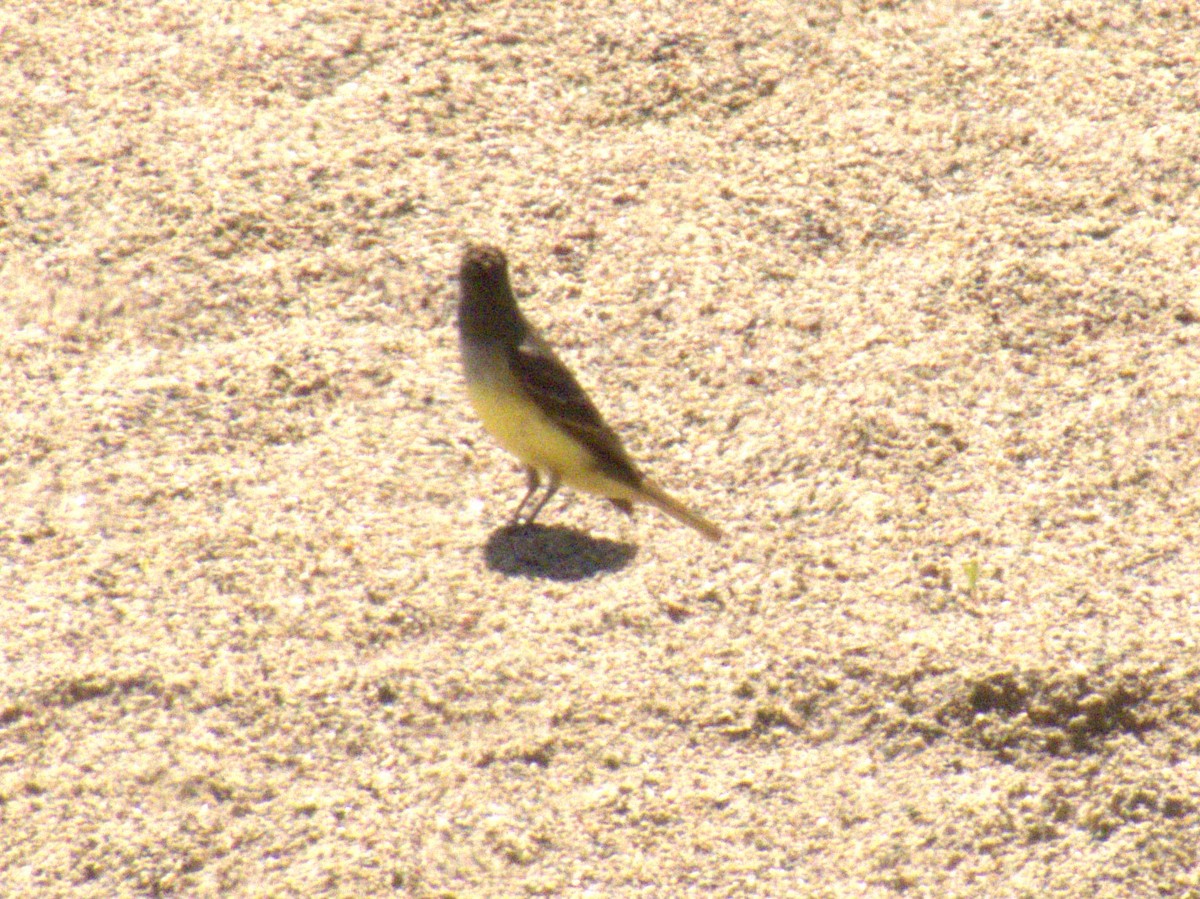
[{"left": 483, "top": 523, "right": 637, "bottom": 581}]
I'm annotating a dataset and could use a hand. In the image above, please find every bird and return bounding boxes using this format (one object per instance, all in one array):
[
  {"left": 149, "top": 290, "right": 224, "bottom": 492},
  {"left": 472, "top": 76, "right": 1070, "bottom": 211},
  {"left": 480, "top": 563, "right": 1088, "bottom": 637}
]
[{"left": 457, "top": 243, "right": 722, "bottom": 541}]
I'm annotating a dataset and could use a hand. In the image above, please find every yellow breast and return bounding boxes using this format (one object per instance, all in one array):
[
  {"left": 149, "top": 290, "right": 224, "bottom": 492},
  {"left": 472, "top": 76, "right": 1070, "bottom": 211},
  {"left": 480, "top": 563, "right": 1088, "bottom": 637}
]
[{"left": 466, "top": 376, "right": 639, "bottom": 502}]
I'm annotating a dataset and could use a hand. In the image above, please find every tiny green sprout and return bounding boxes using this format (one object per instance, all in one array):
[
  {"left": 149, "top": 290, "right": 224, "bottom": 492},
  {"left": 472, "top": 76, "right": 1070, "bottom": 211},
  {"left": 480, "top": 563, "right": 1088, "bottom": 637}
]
[{"left": 963, "top": 559, "right": 981, "bottom": 592}]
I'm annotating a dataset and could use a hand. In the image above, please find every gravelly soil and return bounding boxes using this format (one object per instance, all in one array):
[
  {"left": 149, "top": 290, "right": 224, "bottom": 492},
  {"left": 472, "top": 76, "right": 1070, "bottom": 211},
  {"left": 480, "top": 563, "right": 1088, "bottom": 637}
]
[{"left": 2, "top": 2, "right": 1199, "bottom": 896}]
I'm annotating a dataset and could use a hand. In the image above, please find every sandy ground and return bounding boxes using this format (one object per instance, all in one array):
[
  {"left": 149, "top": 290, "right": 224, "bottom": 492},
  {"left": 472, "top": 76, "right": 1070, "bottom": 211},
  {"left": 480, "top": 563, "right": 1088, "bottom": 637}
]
[{"left": 3, "top": 1, "right": 1200, "bottom": 896}]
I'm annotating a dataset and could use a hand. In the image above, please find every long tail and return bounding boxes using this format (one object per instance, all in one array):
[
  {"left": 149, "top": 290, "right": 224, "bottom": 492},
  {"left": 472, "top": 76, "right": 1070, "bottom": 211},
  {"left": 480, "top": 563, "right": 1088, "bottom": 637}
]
[{"left": 636, "top": 479, "right": 723, "bottom": 542}]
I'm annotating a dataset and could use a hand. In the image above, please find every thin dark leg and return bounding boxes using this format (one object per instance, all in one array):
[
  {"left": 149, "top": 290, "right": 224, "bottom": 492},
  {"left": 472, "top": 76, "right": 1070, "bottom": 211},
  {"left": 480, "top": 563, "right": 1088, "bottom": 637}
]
[
  {"left": 510, "top": 466, "right": 540, "bottom": 524},
  {"left": 523, "top": 471, "right": 561, "bottom": 525}
]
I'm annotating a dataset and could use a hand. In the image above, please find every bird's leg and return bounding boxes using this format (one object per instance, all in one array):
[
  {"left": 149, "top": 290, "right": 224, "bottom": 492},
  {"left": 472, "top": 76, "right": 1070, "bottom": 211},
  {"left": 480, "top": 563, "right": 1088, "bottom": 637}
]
[
  {"left": 510, "top": 466, "right": 540, "bottom": 524},
  {"left": 523, "top": 471, "right": 561, "bottom": 525}
]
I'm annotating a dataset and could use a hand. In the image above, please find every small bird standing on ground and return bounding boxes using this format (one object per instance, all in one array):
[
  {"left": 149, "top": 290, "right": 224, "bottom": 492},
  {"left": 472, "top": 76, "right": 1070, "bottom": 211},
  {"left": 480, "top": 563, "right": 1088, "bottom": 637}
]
[{"left": 457, "top": 243, "right": 722, "bottom": 542}]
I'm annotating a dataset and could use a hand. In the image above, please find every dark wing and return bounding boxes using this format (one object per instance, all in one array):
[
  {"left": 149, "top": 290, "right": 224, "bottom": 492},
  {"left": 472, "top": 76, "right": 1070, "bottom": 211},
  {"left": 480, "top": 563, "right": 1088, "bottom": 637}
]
[{"left": 507, "top": 329, "right": 643, "bottom": 488}]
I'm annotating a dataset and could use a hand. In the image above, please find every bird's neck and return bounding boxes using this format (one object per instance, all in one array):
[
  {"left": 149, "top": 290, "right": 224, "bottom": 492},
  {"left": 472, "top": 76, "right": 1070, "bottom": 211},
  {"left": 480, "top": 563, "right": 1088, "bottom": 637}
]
[{"left": 459, "top": 290, "right": 526, "bottom": 346}]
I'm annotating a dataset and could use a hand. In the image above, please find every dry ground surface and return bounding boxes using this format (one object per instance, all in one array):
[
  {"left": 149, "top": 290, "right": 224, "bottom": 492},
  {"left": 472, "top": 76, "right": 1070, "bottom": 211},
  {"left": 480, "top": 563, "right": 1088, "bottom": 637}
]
[{"left": 3, "top": 1, "right": 1200, "bottom": 896}]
